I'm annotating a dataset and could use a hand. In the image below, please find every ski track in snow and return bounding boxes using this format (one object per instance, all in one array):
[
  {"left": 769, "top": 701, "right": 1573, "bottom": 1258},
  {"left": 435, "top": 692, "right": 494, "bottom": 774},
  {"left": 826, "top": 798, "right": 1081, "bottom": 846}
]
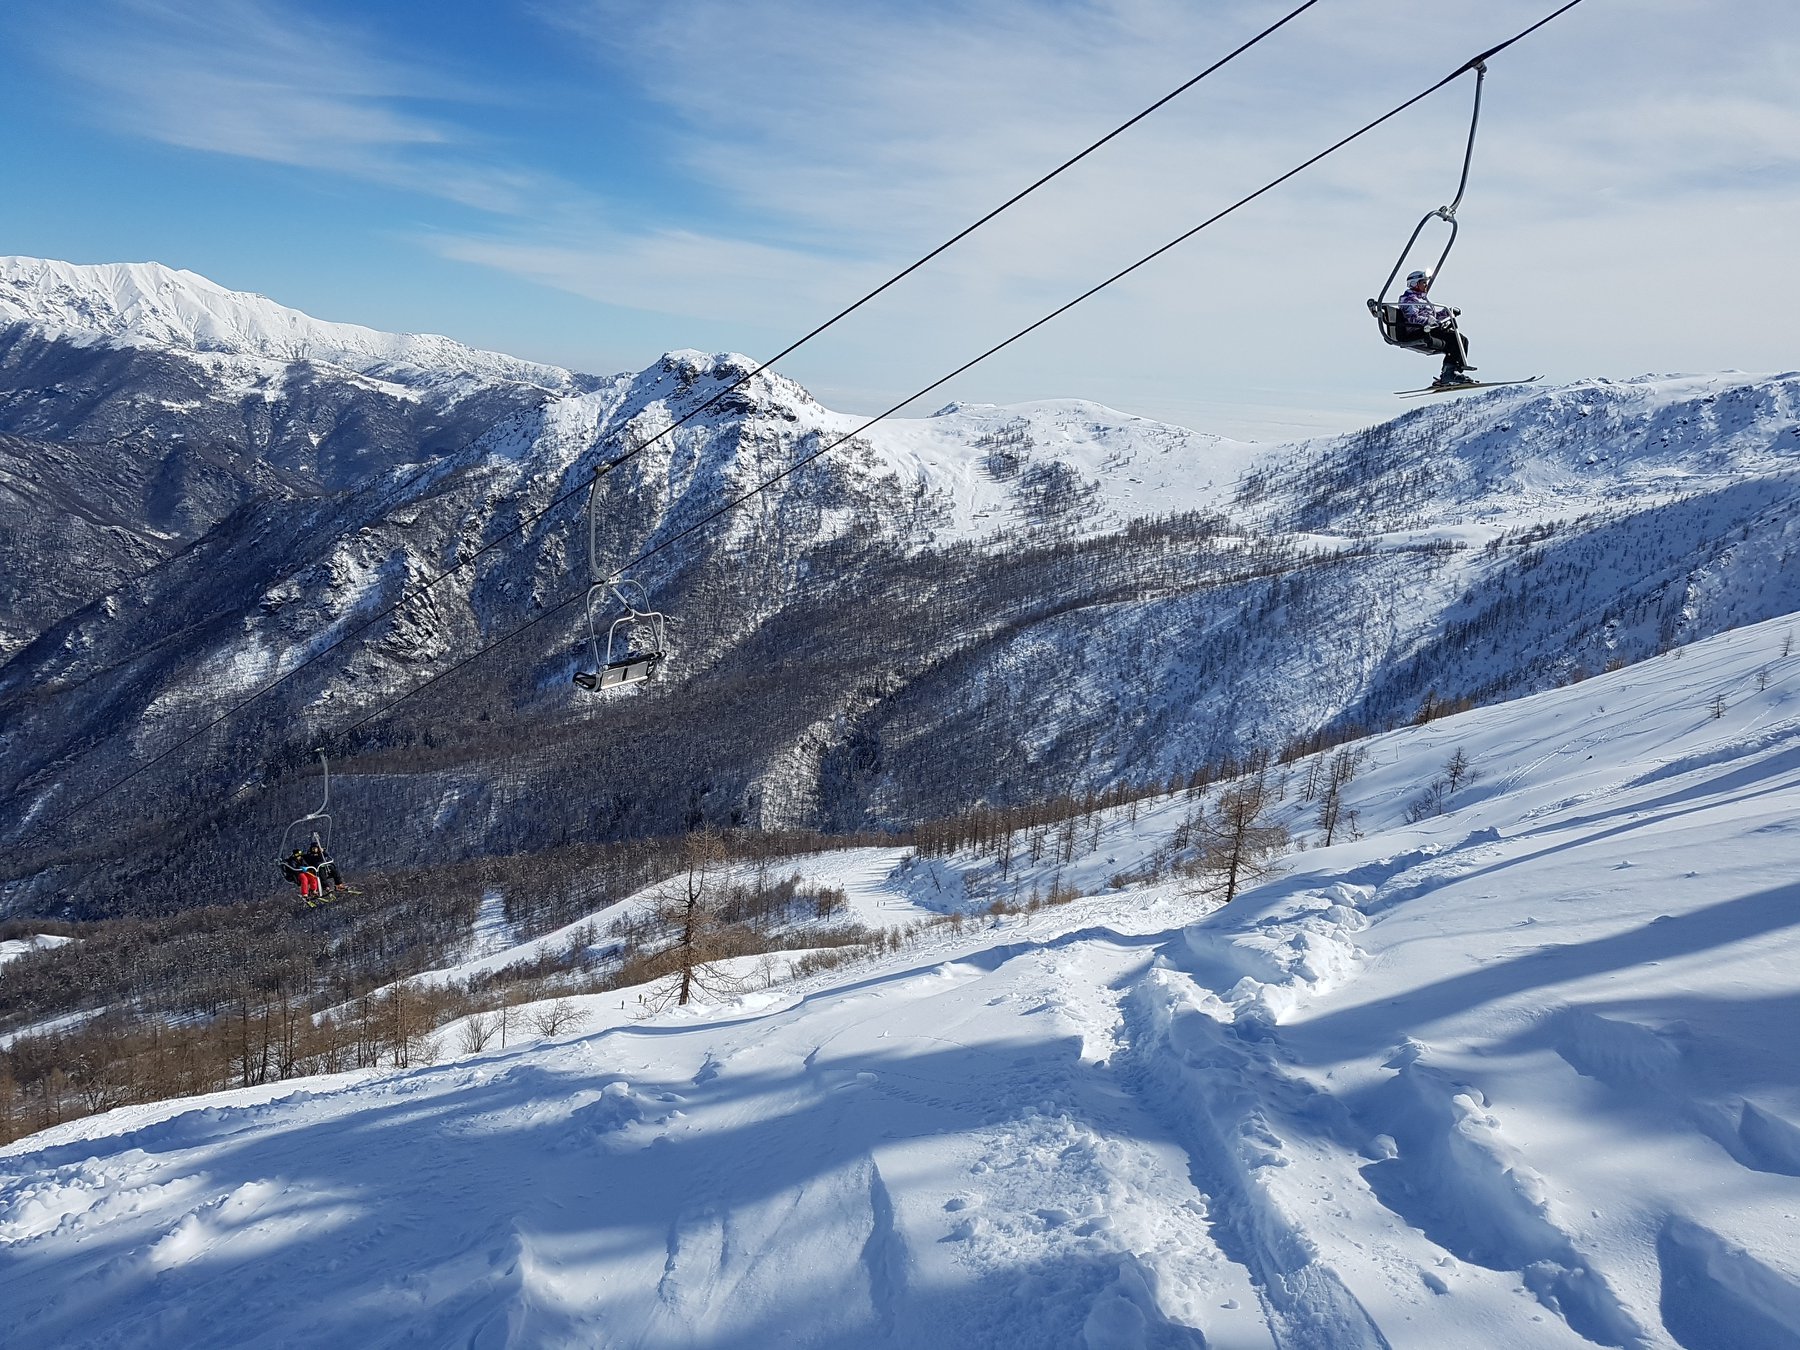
[{"left": 8, "top": 618, "right": 1800, "bottom": 1346}]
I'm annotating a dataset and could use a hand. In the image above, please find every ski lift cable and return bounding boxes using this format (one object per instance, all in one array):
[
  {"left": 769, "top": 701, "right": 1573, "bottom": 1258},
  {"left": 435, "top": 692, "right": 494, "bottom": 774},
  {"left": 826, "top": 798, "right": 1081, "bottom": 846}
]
[
  {"left": 26, "top": 0, "right": 1588, "bottom": 842},
  {"left": 325, "top": 0, "right": 1333, "bottom": 606},
  {"left": 16, "top": 0, "right": 1330, "bottom": 842},
  {"left": 334, "top": 0, "right": 1593, "bottom": 740},
  {"left": 569, "top": 0, "right": 1330, "bottom": 478}
]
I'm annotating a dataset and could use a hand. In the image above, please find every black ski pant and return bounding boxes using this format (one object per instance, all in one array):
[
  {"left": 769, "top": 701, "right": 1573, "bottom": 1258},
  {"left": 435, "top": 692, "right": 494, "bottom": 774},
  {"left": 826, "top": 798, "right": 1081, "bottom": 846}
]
[{"left": 1423, "top": 323, "right": 1471, "bottom": 372}]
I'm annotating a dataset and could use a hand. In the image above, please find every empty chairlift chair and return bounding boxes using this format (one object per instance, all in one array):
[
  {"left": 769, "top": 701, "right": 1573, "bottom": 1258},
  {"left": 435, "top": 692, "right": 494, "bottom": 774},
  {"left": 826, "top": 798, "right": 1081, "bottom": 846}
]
[{"left": 573, "top": 579, "right": 667, "bottom": 691}]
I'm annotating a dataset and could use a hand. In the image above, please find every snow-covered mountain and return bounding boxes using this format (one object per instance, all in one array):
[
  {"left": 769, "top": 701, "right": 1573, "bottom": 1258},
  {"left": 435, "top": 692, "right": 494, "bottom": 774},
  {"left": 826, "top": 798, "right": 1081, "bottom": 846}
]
[
  {"left": 0, "top": 256, "right": 581, "bottom": 392},
  {"left": 2, "top": 259, "right": 1799, "bottom": 928},
  {"left": 7, "top": 612, "right": 1800, "bottom": 1347},
  {"left": 5, "top": 256, "right": 1800, "bottom": 1346},
  {"left": 0, "top": 259, "right": 607, "bottom": 657}
]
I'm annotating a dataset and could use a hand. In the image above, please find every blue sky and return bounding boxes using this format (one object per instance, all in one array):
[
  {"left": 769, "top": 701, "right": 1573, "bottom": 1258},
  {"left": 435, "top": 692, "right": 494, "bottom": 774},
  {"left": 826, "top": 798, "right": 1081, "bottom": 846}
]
[{"left": 4, "top": 0, "right": 1796, "bottom": 440}]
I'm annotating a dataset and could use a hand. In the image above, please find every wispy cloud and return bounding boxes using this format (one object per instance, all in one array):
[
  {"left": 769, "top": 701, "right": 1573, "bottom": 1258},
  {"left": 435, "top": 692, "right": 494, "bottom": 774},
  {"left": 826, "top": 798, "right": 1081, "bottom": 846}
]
[
  {"left": 431, "top": 0, "right": 1415, "bottom": 344},
  {"left": 544, "top": 0, "right": 1800, "bottom": 238},
  {"left": 427, "top": 226, "right": 863, "bottom": 323},
  {"left": 452, "top": 0, "right": 1800, "bottom": 417},
  {"left": 34, "top": 0, "right": 548, "bottom": 213}
]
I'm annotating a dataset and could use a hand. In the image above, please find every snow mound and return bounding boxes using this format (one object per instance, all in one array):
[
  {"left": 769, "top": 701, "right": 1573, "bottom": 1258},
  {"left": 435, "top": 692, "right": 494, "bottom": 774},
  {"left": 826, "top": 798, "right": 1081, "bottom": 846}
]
[{"left": 6, "top": 551, "right": 1800, "bottom": 1346}]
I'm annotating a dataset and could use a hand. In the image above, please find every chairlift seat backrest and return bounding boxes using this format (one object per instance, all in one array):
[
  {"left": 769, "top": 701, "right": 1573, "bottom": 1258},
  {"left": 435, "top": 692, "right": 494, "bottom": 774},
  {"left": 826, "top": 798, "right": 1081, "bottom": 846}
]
[
  {"left": 573, "top": 651, "right": 662, "bottom": 691},
  {"left": 1367, "top": 299, "right": 1437, "bottom": 355}
]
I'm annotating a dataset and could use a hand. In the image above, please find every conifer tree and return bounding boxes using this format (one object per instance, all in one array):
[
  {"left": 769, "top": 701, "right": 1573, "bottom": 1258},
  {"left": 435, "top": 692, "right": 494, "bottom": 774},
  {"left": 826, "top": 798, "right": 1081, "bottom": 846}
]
[{"left": 1193, "top": 783, "right": 1289, "bottom": 903}]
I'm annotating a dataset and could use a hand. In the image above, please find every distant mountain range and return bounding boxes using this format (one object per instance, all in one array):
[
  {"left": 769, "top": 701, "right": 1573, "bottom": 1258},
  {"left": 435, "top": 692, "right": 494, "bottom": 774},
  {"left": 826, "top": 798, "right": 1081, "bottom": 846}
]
[
  {"left": 2, "top": 257, "right": 1797, "bottom": 918},
  {"left": 0, "top": 256, "right": 584, "bottom": 390}
]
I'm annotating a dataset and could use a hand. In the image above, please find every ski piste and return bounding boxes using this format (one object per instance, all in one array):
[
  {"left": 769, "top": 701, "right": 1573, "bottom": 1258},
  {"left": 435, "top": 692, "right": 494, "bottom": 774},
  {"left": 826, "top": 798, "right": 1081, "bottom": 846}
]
[{"left": 1395, "top": 375, "right": 1542, "bottom": 397}]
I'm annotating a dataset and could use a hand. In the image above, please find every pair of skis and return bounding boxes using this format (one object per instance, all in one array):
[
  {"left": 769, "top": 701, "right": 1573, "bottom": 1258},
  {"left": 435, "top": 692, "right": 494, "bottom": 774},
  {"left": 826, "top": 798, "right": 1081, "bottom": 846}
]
[
  {"left": 302, "top": 886, "right": 362, "bottom": 908},
  {"left": 1395, "top": 375, "right": 1540, "bottom": 398}
]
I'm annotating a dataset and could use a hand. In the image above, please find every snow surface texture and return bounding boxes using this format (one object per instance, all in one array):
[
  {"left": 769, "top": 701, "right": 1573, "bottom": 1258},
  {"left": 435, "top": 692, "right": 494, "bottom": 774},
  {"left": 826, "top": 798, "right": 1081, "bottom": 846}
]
[
  {"left": 8, "top": 616, "right": 1800, "bottom": 1348},
  {"left": 0, "top": 257, "right": 580, "bottom": 392}
]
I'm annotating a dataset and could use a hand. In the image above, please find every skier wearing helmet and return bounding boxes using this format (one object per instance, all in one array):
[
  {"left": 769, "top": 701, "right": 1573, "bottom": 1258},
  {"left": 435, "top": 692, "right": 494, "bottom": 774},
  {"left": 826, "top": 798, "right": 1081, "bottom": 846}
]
[{"left": 1396, "top": 270, "right": 1475, "bottom": 387}]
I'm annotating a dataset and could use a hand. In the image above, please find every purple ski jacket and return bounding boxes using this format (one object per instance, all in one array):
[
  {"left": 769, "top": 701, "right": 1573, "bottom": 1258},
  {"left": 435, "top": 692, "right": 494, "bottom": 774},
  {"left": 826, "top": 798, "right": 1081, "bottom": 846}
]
[{"left": 1398, "top": 287, "right": 1454, "bottom": 328}]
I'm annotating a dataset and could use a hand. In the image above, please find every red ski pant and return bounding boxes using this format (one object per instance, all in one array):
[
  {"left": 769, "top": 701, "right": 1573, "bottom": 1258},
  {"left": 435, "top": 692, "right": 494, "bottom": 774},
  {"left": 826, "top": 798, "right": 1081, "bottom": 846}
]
[{"left": 299, "top": 870, "right": 322, "bottom": 898}]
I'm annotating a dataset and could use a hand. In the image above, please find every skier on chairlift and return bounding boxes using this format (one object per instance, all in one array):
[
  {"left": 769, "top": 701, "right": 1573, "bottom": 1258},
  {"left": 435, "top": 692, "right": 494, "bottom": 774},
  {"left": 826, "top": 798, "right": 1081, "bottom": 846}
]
[
  {"left": 282, "top": 846, "right": 322, "bottom": 901},
  {"left": 304, "top": 832, "right": 345, "bottom": 895},
  {"left": 1396, "top": 270, "right": 1476, "bottom": 388}
]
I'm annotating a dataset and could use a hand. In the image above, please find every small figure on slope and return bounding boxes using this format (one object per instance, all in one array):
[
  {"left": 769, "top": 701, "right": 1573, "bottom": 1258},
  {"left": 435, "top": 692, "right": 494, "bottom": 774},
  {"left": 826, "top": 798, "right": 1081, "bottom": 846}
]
[{"left": 1397, "top": 270, "right": 1476, "bottom": 388}]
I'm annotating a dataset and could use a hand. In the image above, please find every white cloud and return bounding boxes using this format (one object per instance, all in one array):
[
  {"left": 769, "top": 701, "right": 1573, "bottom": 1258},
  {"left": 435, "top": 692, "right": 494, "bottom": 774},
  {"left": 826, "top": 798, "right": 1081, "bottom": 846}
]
[
  {"left": 38, "top": 0, "right": 551, "bottom": 213},
  {"left": 426, "top": 226, "right": 866, "bottom": 322}
]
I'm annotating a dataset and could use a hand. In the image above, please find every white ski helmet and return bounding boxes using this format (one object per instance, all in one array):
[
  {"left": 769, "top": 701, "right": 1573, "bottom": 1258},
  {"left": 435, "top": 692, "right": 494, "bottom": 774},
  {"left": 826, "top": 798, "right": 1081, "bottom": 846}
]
[{"left": 1406, "top": 269, "right": 1432, "bottom": 288}]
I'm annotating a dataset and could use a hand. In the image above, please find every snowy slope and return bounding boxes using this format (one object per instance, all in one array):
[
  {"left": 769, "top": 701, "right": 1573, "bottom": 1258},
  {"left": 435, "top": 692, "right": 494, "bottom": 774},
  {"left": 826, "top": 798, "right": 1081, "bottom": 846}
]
[
  {"left": 1250, "top": 369, "right": 1800, "bottom": 530},
  {"left": 0, "top": 256, "right": 580, "bottom": 391},
  {"left": 846, "top": 396, "right": 1261, "bottom": 544},
  {"left": 0, "top": 934, "right": 69, "bottom": 970},
  {"left": 7, "top": 614, "right": 1800, "bottom": 1347},
  {"left": 397, "top": 847, "right": 943, "bottom": 994}
]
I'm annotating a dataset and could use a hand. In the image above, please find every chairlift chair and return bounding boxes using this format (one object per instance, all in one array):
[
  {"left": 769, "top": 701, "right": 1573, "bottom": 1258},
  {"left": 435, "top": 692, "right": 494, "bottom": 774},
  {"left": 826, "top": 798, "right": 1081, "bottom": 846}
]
[
  {"left": 572, "top": 453, "right": 671, "bottom": 693},
  {"left": 573, "top": 579, "right": 667, "bottom": 691}
]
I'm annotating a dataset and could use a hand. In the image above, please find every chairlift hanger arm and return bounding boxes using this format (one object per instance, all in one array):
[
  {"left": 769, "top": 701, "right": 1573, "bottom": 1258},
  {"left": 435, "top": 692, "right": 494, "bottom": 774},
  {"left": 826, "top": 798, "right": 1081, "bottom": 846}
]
[
  {"left": 1376, "top": 61, "right": 1486, "bottom": 304},
  {"left": 303, "top": 747, "right": 330, "bottom": 820},
  {"left": 1375, "top": 0, "right": 1592, "bottom": 299},
  {"left": 276, "top": 749, "right": 333, "bottom": 859},
  {"left": 1443, "top": 60, "right": 1486, "bottom": 221}
]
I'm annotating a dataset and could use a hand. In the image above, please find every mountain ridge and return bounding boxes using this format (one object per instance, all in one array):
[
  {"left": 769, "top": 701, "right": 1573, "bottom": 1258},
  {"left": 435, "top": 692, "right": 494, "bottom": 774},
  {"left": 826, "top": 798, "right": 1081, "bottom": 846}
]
[{"left": 0, "top": 255, "right": 586, "bottom": 393}]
